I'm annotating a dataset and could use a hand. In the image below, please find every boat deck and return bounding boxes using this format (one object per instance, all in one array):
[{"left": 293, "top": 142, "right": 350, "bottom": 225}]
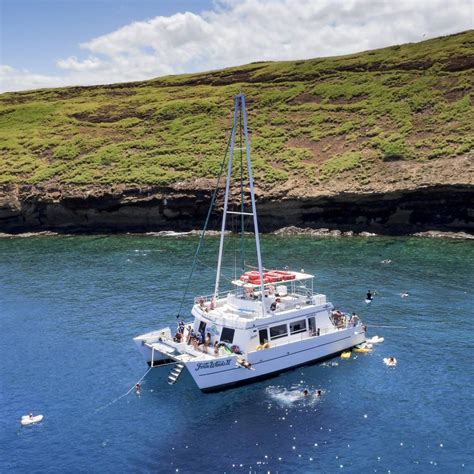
[
  {"left": 142, "top": 316, "right": 360, "bottom": 365},
  {"left": 194, "top": 293, "right": 329, "bottom": 327}
]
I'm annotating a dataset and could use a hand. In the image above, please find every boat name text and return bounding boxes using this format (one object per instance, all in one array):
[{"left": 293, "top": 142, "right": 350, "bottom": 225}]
[{"left": 195, "top": 359, "right": 231, "bottom": 371}]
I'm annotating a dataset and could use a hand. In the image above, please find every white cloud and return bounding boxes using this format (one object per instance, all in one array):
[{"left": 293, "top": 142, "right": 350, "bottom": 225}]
[
  {"left": 57, "top": 56, "right": 103, "bottom": 71},
  {"left": 0, "top": 65, "right": 66, "bottom": 92},
  {"left": 1, "top": 0, "right": 473, "bottom": 92}
]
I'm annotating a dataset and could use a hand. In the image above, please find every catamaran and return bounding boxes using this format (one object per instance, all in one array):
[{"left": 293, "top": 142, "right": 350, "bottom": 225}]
[{"left": 134, "top": 94, "right": 366, "bottom": 392}]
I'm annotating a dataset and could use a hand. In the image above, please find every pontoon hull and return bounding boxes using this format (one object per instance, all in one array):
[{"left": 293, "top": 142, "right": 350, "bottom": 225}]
[
  {"left": 186, "top": 326, "right": 365, "bottom": 391},
  {"left": 134, "top": 330, "right": 177, "bottom": 366}
]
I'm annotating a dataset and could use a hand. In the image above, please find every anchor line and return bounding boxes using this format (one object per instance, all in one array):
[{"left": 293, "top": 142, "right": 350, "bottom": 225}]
[
  {"left": 367, "top": 324, "right": 408, "bottom": 329},
  {"left": 93, "top": 366, "right": 153, "bottom": 414}
]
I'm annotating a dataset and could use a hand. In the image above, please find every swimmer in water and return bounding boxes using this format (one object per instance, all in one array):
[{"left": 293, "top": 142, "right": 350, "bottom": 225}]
[
  {"left": 366, "top": 290, "right": 373, "bottom": 301},
  {"left": 303, "top": 389, "right": 309, "bottom": 397},
  {"left": 135, "top": 383, "right": 141, "bottom": 394},
  {"left": 316, "top": 389, "right": 322, "bottom": 397},
  {"left": 401, "top": 291, "right": 409, "bottom": 298}
]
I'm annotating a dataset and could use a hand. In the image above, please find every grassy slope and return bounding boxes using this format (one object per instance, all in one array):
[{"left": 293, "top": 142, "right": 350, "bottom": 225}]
[{"left": 0, "top": 31, "right": 473, "bottom": 191}]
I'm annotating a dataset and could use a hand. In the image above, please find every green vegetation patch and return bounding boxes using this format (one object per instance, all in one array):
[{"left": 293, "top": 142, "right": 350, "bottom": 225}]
[
  {"left": 0, "top": 30, "right": 473, "bottom": 186},
  {"left": 320, "top": 151, "right": 363, "bottom": 176}
]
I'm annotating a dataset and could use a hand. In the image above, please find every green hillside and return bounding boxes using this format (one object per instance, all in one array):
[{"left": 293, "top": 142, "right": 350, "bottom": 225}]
[{"left": 0, "top": 30, "right": 473, "bottom": 188}]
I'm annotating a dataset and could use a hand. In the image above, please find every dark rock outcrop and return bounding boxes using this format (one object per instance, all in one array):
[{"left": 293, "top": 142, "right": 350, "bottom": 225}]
[{"left": 0, "top": 183, "right": 472, "bottom": 235}]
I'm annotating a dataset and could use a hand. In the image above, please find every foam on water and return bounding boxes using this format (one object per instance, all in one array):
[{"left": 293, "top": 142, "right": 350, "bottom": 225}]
[{"left": 266, "top": 385, "right": 323, "bottom": 407}]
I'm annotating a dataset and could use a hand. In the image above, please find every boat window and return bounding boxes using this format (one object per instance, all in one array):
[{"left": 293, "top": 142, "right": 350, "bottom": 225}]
[
  {"left": 220, "top": 327, "right": 235, "bottom": 344},
  {"left": 308, "top": 316, "right": 316, "bottom": 334},
  {"left": 198, "top": 321, "right": 207, "bottom": 333},
  {"left": 290, "top": 319, "right": 307, "bottom": 334},
  {"left": 259, "top": 328, "right": 268, "bottom": 345},
  {"left": 270, "top": 324, "right": 288, "bottom": 340}
]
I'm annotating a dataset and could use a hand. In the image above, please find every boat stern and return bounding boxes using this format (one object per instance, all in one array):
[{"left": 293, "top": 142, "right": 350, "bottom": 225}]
[{"left": 134, "top": 328, "right": 177, "bottom": 366}]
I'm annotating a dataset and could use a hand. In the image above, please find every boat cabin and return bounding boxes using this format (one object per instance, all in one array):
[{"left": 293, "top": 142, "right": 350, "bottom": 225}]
[{"left": 187, "top": 270, "right": 339, "bottom": 355}]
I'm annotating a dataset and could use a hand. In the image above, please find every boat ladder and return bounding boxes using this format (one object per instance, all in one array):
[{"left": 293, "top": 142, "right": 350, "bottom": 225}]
[{"left": 168, "top": 363, "right": 185, "bottom": 385}]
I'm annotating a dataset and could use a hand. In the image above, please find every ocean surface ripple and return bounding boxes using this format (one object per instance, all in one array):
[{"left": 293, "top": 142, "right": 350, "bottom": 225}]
[{"left": 1, "top": 235, "right": 473, "bottom": 472}]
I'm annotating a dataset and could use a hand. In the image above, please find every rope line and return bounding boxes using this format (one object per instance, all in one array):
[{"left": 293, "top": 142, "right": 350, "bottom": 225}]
[
  {"left": 367, "top": 324, "right": 408, "bottom": 329},
  {"left": 93, "top": 366, "right": 153, "bottom": 414}
]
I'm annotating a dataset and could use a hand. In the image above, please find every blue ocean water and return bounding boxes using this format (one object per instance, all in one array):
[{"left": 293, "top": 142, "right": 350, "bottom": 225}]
[{"left": 0, "top": 234, "right": 473, "bottom": 473}]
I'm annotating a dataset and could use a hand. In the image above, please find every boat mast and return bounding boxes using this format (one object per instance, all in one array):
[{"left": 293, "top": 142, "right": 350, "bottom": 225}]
[
  {"left": 241, "top": 94, "right": 266, "bottom": 317},
  {"left": 214, "top": 96, "right": 239, "bottom": 299},
  {"left": 214, "top": 94, "right": 266, "bottom": 318}
]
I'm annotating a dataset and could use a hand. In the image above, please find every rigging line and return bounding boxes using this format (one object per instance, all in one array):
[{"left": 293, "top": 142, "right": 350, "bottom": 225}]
[
  {"left": 176, "top": 129, "right": 233, "bottom": 318},
  {"left": 244, "top": 262, "right": 271, "bottom": 272},
  {"left": 195, "top": 258, "right": 235, "bottom": 284},
  {"left": 239, "top": 104, "right": 245, "bottom": 273},
  {"left": 366, "top": 324, "right": 408, "bottom": 329}
]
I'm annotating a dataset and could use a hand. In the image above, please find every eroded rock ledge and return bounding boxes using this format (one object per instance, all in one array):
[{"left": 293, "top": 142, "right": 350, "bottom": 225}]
[{"left": 0, "top": 183, "right": 472, "bottom": 235}]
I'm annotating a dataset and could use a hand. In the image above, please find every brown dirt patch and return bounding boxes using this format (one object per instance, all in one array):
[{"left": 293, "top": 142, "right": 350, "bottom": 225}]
[
  {"left": 444, "top": 89, "right": 469, "bottom": 102},
  {"left": 443, "top": 55, "right": 474, "bottom": 72},
  {"left": 328, "top": 94, "right": 368, "bottom": 105},
  {"left": 290, "top": 93, "right": 324, "bottom": 105},
  {"left": 287, "top": 135, "right": 352, "bottom": 163},
  {"left": 71, "top": 105, "right": 152, "bottom": 123}
]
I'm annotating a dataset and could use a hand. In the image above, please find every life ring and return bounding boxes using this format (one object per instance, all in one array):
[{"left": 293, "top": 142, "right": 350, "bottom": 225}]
[
  {"left": 273, "top": 270, "right": 296, "bottom": 280},
  {"left": 252, "top": 278, "right": 271, "bottom": 285},
  {"left": 265, "top": 272, "right": 283, "bottom": 283},
  {"left": 241, "top": 271, "right": 260, "bottom": 281}
]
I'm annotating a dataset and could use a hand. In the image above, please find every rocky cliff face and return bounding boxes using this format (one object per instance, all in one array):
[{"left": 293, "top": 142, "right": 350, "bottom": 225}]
[{"left": 1, "top": 182, "right": 472, "bottom": 234}]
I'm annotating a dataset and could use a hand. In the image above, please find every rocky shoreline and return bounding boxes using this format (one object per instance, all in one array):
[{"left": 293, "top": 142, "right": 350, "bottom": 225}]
[
  {"left": 1, "top": 228, "right": 472, "bottom": 240},
  {"left": 0, "top": 182, "right": 473, "bottom": 236}
]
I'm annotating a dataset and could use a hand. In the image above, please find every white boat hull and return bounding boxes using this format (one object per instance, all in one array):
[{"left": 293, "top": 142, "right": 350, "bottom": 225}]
[
  {"left": 134, "top": 329, "right": 178, "bottom": 366},
  {"left": 186, "top": 326, "right": 365, "bottom": 392}
]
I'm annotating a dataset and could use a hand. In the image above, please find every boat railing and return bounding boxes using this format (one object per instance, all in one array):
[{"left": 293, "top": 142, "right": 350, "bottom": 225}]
[
  {"left": 293, "top": 285, "right": 313, "bottom": 298},
  {"left": 194, "top": 291, "right": 231, "bottom": 306}
]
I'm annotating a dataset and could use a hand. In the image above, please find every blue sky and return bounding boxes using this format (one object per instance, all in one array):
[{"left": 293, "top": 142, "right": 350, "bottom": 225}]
[
  {"left": 1, "top": 0, "right": 472, "bottom": 92},
  {"left": 1, "top": 0, "right": 213, "bottom": 74}
]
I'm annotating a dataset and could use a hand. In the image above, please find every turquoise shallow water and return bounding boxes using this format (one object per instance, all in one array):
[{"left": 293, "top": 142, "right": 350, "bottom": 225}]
[{"left": 0, "top": 234, "right": 473, "bottom": 473}]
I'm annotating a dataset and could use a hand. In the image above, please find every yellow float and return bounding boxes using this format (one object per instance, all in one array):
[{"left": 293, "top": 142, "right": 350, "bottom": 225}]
[
  {"left": 354, "top": 346, "right": 371, "bottom": 353},
  {"left": 340, "top": 351, "right": 351, "bottom": 359}
]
